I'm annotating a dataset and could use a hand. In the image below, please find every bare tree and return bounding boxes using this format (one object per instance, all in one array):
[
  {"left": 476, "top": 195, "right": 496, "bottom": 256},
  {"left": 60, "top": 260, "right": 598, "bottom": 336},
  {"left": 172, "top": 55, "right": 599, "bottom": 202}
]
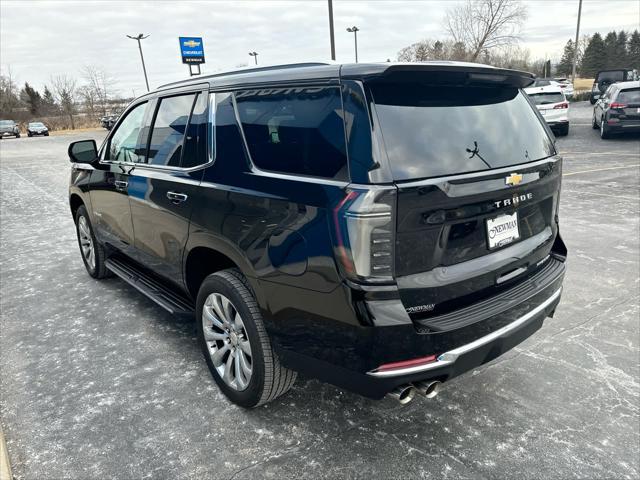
[
  {"left": 0, "top": 66, "right": 22, "bottom": 115},
  {"left": 51, "top": 75, "right": 77, "bottom": 129},
  {"left": 397, "top": 38, "right": 469, "bottom": 62},
  {"left": 82, "top": 65, "right": 115, "bottom": 117},
  {"left": 445, "top": 0, "right": 527, "bottom": 62}
]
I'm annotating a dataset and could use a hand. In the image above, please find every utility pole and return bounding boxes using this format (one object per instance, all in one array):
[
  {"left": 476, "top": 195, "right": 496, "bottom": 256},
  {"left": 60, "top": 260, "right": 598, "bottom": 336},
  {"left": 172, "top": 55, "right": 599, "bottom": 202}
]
[
  {"left": 571, "top": 0, "right": 582, "bottom": 83},
  {"left": 127, "top": 34, "right": 150, "bottom": 92},
  {"left": 248, "top": 51, "right": 259, "bottom": 65},
  {"left": 346, "top": 26, "right": 360, "bottom": 63},
  {"left": 328, "top": 0, "right": 336, "bottom": 60}
]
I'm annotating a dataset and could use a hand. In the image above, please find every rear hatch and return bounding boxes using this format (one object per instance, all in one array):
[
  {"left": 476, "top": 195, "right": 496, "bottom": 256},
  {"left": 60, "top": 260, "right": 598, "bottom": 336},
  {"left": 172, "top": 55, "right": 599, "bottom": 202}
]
[
  {"left": 368, "top": 75, "right": 562, "bottom": 322},
  {"left": 526, "top": 89, "right": 568, "bottom": 122}
]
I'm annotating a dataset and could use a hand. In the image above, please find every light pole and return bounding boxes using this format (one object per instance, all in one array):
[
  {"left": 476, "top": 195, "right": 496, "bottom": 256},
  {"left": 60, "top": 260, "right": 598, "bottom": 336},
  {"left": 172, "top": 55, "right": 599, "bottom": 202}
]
[
  {"left": 327, "top": 0, "right": 336, "bottom": 60},
  {"left": 346, "top": 26, "right": 359, "bottom": 63},
  {"left": 571, "top": 0, "right": 583, "bottom": 84},
  {"left": 127, "top": 34, "right": 150, "bottom": 92},
  {"left": 248, "top": 51, "right": 259, "bottom": 65}
]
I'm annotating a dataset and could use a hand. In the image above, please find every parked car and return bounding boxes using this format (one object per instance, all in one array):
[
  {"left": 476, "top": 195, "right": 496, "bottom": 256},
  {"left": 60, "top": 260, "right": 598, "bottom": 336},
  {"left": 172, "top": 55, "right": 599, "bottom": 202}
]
[
  {"left": 27, "top": 121, "right": 49, "bottom": 137},
  {"left": 531, "top": 78, "right": 560, "bottom": 88},
  {"left": 590, "top": 69, "right": 632, "bottom": 104},
  {"left": 100, "top": 113, "right": 120, "bottom": 130},
  {"left": 553, "top": 77, "right": 574, "bottom": 98},
  {"left": 592, "top": 80, "right": 640, "bottom": 139},
  {"left": 0, "top": 119, "right": 20, "bottom": 138},
  {"left": 525, "top": 84, "right": 570, "bottom": 136},
  {"left": 67, "top": 62, "right": 567, "bottom": 408}
]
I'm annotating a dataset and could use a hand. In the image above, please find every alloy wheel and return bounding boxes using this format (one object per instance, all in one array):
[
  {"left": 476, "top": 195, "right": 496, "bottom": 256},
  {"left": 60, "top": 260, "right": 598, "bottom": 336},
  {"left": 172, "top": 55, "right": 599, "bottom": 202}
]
[
  {"left": 202, "top": 293, "right": 253, "bottom": 391},
  {"left": 78, "top": 216, "right": 95, "bottom": 270}
]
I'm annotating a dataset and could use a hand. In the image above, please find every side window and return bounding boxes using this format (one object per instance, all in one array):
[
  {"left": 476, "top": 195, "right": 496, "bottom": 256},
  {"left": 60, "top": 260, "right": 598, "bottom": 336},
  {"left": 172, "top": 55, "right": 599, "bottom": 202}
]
[
  {"left": 147, "top": 93, "right": 196, "bottom": 167},
  {"left": 181, "top": 92, "right": 209, "bottom": 168},
  {"left": 107, "top": 102, "right": 147, "bottom": 162},
  {"left": 235, "top": 87, "right": 348, "bottom": 180}
]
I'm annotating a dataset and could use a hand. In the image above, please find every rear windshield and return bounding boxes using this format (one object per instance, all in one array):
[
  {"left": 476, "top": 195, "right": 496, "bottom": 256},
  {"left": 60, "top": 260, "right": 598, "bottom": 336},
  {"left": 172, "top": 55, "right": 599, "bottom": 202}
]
[
  {"left": 371, "top": 84, "right": 555, "bottom": 181},
  {"left": 597, "top": 71, "right": 625, "bottom": 83},
  {"left": 528, "top": 92, "right": 565, "bottom": 105},
  {"left": 618, "top": 88, "right": 640, "bottom": 104},
  {"left": 0, "top": 120, "right": 14, "bottom": 126}
]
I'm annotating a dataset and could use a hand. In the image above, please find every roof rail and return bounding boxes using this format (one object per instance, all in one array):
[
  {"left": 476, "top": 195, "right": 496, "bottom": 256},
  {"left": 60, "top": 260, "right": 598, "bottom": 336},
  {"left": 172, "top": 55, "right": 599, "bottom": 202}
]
[{"left": 158, "top": 62, "right": 332, "bottom": 89}]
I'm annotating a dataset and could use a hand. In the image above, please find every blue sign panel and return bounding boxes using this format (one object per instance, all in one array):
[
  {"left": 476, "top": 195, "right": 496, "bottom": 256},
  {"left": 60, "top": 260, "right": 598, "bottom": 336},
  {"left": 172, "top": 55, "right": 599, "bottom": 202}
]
[{"left": 179, "top": 36, "right": 205, "bottom": 64}]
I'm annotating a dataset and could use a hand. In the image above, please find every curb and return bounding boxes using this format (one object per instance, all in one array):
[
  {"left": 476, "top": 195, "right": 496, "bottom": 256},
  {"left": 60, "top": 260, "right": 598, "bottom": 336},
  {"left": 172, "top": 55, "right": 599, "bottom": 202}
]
[{"left": 0, "top": 422, "right": 11, "bottom": 480}]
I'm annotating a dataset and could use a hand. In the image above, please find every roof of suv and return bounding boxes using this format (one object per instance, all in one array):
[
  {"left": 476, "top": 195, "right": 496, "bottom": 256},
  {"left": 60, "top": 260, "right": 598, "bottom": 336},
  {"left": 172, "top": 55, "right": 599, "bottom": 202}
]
[
  {"left": 613, "top": 80, "right": 640, "bottom": 90},
  {"left": 156, "top": 61, "right": 535, "bottom": 93}
]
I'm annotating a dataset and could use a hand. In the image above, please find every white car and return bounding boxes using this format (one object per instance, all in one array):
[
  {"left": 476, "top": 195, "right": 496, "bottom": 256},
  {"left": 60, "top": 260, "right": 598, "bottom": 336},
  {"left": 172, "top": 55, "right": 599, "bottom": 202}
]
[
  {"left": 525, "top": 85, "right": 570, "bottom": 136},
  {"left": 554, "top": 77, "right": 574, "bottom": 98}
]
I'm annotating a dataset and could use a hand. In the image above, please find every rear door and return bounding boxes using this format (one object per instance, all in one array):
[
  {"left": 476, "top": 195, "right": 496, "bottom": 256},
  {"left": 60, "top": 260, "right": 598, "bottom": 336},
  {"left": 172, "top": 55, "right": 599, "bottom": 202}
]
[
  {"left": 369, "top": 81, "right": 561, "bottom": 319},
  {"left": 127, "top": 89, "right": 210, "bottom": 283}
]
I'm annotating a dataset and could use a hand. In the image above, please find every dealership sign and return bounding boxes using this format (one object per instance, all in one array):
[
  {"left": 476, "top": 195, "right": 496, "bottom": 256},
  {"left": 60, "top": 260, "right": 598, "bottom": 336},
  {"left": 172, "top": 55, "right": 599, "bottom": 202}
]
[{"left": 179, "top": 37, "right": 205, "bottom": 64}]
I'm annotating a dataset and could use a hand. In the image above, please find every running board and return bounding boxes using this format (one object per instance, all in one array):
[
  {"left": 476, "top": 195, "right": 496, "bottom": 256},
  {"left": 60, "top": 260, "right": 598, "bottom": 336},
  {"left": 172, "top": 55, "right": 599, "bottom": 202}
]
[{"left": 105, "top": 257, "right": 194, "bottom": 316}]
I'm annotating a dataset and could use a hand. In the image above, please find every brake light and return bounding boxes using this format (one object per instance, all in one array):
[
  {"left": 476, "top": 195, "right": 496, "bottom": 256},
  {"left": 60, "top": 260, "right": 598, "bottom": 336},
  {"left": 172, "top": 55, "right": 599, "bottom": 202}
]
[
  {"left": 375, "top": 355, "right": 437, "bottom": 373},
  {"left": 553, "top": 102, "right": 569, "bottom": 109},
  {"left": 610, "top": 102, "right": 627, "bottom": 109},
  {"left": 332, "top": 186, "right": 396, "bottom": 283}
]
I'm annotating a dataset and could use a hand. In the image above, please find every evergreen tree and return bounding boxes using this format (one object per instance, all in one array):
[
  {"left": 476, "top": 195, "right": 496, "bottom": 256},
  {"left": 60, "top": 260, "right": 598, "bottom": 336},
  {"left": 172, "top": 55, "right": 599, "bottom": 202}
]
[
  {"left": 628, "top": 30, "right": 640, "bottom": 69},
  {"left": 41, "top": 86, "right": 58, "bottom": 115},
  {"left": 615, "top": 31, "right": 629, "bottom": 67},
  {"left": 19, "top": 82, "right": 42, "bottom": 115},
  {"left": 556, "top": 39, "right": 575, "bottom": 76},
  {"left": 581, "top": 33, "right": 607, "bottom": 77},
  {"left": 603, "top": 31, "right": 618, "bottom": 69}
]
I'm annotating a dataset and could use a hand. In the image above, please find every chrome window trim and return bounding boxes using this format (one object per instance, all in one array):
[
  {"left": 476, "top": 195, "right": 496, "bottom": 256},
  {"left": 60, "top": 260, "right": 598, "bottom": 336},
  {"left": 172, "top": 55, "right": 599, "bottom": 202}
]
[{"left": 367, "top": 287, "right": 562, "bottom": 378}]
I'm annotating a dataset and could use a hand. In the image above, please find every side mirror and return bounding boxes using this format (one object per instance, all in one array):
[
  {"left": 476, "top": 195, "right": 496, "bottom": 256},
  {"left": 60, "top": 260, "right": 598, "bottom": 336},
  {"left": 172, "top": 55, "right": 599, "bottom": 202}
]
[{"left": 68, "top": 140, "right": 98, "bottom": 163}]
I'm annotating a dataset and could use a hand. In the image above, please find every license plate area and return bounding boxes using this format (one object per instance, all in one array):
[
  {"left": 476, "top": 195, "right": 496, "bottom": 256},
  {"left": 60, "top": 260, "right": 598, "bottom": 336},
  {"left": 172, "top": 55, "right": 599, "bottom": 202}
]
[{"left": 486, "top": 212, "right": 520, "bottom": 250}]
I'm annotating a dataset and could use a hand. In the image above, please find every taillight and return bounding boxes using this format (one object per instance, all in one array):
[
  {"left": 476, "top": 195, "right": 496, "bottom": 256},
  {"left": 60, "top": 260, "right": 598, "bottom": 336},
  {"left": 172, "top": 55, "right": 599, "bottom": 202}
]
[
  {"left": 553, "top": 102, "right": 569, "bottom": 109},
  {"left": 592, "top": 83, "right": 599, "bottom": 91},
  {"left": 332, "top": 186, "right": 397, "bottom": 283},
  {"left": 610, "top": 102, "right": 627, "bottom": 109}
]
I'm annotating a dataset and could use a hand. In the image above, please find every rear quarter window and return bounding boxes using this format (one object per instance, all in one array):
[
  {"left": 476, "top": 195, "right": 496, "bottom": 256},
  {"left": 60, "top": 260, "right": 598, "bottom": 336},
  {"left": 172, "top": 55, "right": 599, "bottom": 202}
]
[{"left": 235, "top": 86, "right": 348, "bottom": 180}]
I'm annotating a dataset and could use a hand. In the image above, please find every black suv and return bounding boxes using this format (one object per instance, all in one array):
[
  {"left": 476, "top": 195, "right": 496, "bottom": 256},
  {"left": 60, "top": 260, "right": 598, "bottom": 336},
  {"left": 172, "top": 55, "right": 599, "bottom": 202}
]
[{"left": 68, "top": 62, "right": 567, "bottom": 407}]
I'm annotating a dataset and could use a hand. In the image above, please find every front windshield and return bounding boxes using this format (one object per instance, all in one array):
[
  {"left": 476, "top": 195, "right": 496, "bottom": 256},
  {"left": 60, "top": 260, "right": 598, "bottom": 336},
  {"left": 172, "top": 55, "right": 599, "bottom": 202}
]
[
  {"left": 371, "top": 84, "right": 555, "bottom": 180},
  {"left": 29, "top": 122, "right": 44, "bottom": 127},
  {"left": 0, "top": 120, "right": 14, "bottom": 126}
]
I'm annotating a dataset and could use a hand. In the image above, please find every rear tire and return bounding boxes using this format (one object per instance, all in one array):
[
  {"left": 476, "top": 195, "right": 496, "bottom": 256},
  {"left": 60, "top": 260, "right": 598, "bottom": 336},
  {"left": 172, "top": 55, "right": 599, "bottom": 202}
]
[
  {"left": 196, "top": 269, "right": 296, "bottom": 408},
  {"left": 15, "top": 133, "right": 20, "bottom": 138},
  {"left": 600, "top": 118, "right": 611, "bottom": 139},
  {"left": 557, "top": 124, "right": 569, "bottom": 136},
  {"left": 75, "top": 205, "right": 110, "bottom": 279}
]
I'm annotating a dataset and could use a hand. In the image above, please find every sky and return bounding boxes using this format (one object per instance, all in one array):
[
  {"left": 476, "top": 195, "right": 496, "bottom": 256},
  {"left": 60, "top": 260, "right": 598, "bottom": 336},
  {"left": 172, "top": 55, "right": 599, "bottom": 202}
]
[{"left": 1, "top": 0, "right": 639, "bottom": 96}]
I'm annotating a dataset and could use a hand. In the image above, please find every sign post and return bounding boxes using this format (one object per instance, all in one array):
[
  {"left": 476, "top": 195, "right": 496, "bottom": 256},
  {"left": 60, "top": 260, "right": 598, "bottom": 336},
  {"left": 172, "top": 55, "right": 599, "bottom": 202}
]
[{"left": 179, "top": 36, "right": 205, "bottom": 77}]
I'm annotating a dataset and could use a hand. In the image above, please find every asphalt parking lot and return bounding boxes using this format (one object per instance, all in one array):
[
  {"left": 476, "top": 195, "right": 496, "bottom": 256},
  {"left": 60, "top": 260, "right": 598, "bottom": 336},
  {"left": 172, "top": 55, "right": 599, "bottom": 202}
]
[{"left": 1, "top": 101, "right": 639, "bottom": 479}]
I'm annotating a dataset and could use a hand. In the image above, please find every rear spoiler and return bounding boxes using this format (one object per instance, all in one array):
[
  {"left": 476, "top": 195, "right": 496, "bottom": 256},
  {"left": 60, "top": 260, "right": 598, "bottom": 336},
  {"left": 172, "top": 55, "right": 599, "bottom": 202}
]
[{"left": 341, "top": 63, "right": 535, "bottom": 89}]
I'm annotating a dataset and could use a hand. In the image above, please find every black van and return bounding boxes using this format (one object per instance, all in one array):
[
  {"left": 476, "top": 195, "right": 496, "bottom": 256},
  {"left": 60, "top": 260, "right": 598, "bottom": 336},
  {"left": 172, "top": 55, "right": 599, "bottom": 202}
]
[{"left": 68, "top": 62, "right": 567, "bottom": 407}]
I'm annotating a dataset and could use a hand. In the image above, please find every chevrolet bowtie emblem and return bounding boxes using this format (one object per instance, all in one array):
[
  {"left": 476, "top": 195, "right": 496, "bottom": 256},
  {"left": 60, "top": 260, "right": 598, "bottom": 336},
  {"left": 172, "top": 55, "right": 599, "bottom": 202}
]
[
  {"left": 183, "top": 40, "right": 200, "bottom": 48},
  {"left": 505, "top": 173, "right": 523, "bottom": 186}
]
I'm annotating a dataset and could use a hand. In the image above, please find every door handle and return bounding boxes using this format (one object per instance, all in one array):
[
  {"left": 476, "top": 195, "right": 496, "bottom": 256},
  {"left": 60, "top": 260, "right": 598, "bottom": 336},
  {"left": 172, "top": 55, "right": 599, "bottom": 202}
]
[
  {"left": 114, "top": 180, "right": 128, "bottom": 190},
  {"left": 167, "top": 191, "right": 188, "bottom": 204}
]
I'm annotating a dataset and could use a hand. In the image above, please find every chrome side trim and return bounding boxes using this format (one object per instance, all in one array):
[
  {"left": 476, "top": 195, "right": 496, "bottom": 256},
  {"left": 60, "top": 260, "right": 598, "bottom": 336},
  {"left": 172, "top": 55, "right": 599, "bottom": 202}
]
[{"left": 367, "top": 287, "right": 562, "bottom": 378}]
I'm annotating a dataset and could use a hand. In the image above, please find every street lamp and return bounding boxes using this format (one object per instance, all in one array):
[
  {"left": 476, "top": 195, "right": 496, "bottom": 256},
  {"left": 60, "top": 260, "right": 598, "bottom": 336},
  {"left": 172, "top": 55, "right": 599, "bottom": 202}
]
[
  {"left": 248, "top": 51, "right": 259, "bottom": 65},
  {"left": 346, "top": 26, "right": 360, "bottom": 63},
  {"left": 127, "top": 34, "right": 150, "bottom": 92}
]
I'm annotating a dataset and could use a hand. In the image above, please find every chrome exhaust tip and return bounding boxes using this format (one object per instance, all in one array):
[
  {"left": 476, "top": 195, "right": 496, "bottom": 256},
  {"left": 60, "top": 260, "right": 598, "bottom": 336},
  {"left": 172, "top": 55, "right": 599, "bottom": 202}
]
[
  {"left": 387, "top": 385, "right": 417, "bottom": 405},
  {"left": 413, "top": 380, "right": 442, "bottom": 399}
]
